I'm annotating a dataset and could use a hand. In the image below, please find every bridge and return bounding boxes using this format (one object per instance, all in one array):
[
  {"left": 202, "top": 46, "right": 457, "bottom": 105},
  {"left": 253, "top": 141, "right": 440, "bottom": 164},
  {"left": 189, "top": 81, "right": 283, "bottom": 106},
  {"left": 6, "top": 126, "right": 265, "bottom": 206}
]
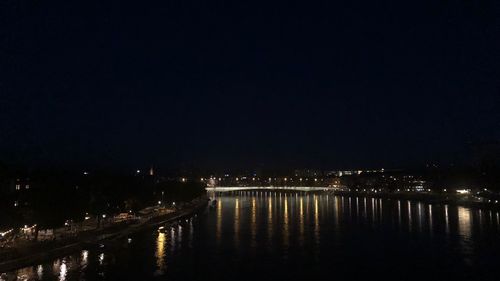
[{"left": 205, "top": 186, "right": 334, "bottom": 192}]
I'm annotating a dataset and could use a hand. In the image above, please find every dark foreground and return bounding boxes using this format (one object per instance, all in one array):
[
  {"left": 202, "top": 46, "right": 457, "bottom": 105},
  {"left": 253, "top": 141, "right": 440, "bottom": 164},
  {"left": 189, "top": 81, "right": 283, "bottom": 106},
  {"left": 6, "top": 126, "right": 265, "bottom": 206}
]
[
  {"left": 0, "top": 196, "right": 207, "bottom": 273},
  {"left": 2, "top": 191, "right": 500, "bottom": 281}
]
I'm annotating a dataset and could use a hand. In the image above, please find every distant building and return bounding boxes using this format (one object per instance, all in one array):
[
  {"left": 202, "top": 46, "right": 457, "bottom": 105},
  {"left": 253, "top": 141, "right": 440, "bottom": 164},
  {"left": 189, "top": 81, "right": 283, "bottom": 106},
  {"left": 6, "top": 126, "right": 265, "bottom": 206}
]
[
  {"left": 294, "top": 169, "right": 322, "bottom": 178},
  {"left": 9, "top": 178, "right": 31, "bottom": 193}
]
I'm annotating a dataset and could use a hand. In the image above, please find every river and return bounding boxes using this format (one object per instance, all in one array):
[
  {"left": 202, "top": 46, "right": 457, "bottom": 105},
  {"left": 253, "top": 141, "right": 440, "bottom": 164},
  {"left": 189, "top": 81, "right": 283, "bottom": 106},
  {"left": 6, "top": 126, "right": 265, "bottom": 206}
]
[{"left": 2, "top": 191, "right": 500, "bottom": 281}]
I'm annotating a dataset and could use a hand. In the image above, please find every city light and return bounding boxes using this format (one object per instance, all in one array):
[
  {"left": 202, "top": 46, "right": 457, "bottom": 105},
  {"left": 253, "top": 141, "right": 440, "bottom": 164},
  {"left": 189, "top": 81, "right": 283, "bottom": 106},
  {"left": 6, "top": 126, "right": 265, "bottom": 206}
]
[{"left": 0, "top": 229, "right": 13, "bottom": 237}]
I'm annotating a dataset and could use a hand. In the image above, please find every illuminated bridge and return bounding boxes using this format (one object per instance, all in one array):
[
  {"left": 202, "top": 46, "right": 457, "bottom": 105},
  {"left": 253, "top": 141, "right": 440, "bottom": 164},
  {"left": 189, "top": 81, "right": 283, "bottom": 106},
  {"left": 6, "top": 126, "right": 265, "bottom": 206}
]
[{"left": 206, "top": 186, "right": 334, "bottom": 192}]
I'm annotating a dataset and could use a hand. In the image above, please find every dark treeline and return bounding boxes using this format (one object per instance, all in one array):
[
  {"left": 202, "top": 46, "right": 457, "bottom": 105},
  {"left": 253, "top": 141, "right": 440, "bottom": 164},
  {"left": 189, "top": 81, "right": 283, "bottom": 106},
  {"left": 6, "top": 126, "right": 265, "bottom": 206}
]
[{"left": 0, "top": 168, "right": 205, "bottom": 230}]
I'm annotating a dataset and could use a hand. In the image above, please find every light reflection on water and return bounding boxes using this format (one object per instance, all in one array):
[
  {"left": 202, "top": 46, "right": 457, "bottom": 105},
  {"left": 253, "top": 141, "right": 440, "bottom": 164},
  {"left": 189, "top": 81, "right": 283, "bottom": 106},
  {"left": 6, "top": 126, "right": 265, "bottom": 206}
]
[
  {"left": 4, "top": 191, "right": 500, "bottom": 281},
  {"left": 155, "top": 232, "right": 166, "bottom": 274},
  {"left": 234, "top": 198, "right": 240, "bottom": 248}
]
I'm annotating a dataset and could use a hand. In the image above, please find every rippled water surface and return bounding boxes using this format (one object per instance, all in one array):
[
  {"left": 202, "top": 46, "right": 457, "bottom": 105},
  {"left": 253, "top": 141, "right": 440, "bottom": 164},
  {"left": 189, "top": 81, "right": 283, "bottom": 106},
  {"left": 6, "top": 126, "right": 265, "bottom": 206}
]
[{"left": 3, "top": 191, "right": 500, "bottom": 281}]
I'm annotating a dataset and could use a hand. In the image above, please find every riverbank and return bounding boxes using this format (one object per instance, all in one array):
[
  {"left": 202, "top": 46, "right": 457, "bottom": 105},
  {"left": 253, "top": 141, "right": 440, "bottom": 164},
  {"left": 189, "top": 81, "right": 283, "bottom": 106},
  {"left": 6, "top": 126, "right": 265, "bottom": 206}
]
[{"left": 0, "top": 196, "right": 208, "bottom": 273}]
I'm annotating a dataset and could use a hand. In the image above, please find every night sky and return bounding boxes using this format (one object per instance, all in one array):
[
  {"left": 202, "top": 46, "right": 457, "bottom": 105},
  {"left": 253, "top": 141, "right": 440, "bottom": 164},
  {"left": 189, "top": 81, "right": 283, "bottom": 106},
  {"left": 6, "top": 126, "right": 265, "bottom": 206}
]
[{"left": 1, "top": 1, "right": 499, "bottom": 170}]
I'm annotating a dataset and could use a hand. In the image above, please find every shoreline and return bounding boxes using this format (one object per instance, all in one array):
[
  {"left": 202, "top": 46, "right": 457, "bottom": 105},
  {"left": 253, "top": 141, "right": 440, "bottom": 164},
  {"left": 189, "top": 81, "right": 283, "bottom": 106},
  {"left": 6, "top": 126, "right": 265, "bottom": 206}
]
[{"left": 0, "top": 196, "right": 208, "bottom": 273}]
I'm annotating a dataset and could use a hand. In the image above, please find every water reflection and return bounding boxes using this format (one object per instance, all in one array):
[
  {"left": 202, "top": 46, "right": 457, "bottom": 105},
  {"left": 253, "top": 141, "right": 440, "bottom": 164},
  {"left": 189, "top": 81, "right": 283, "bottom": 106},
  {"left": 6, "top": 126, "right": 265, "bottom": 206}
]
[
  {"left": 314, "top": 195, "right": 320, "bottom": 244},
  {"left": 408, "top": 201, "right": 412, "bottom": 231},
  {"left": 156, "top": 233, "right": 167, "bottom": 274},
  {"left": 371, "top": 198, "right": 376, "bottom": 224},
  {"left": 251, "top": 197, "right": 257, "bottom": 249},
  {"left": 283, "top": 194, "right": 289, "bottom": 248},
  {"left": 234, "top": 198, "right": 240, "bottom": 247},
  {"left": 397, "top": 200, "right": 402, "bottom": 228},
  {"left": 335, "top": 197, "right": 340, "bottom": 228},
  {"left": 445, "top": 204, "right": 450, "bottom": 235},
  {"left": 299, "top": 196, "right": 304, "bottom": 244},
  {"left": 428, "top": 204, "right": 433, "bottom": 235},
  {"left": 5, "top": 192, "right": 500, "bottom": 281},
  {"left": 417, "top": 203, "right": 423, "bottom": 233},
  {"left": 268, "top": 195, "right": 273, "bottom": 243},
  {"left": 216, "top": 199, "right": 222, "bottom": 243},
  {"left": 458, "top": 207, "right": 472, "bottom": 239}
]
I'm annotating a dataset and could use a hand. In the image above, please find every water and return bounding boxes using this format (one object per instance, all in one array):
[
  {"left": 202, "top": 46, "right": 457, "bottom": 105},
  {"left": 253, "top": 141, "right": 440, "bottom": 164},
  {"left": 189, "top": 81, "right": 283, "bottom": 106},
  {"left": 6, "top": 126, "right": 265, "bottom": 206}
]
[{"left": 3, "top": 191, "right": 500, "bottom": 281}]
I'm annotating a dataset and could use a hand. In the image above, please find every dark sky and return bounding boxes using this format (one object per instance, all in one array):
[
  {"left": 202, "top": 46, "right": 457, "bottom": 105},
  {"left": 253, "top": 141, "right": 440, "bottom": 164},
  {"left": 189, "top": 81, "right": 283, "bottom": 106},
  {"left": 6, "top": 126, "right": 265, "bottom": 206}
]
[{"left": 1, "top": 0, "right": 499, "bottom": 171}]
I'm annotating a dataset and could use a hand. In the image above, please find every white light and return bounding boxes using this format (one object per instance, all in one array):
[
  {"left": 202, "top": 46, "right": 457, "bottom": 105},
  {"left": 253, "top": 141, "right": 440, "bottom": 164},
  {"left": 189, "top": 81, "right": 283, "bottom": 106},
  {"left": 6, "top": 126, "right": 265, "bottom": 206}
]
[
  {"left": 0, "top": 229, "right": 13, "bottom": 237},
  {"left": 60, "top": 261, "right": 67, "bottom": 280},
  {"left": 82, "top": 250, "right": 88, "bottom": 263}
]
